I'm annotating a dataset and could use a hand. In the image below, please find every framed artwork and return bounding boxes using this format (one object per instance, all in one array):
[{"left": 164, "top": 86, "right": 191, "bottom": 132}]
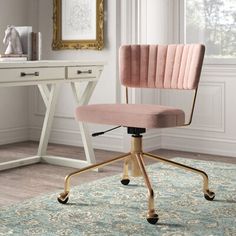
[{"left": 52, "top": 0, "right": 104, "bottom": 50}]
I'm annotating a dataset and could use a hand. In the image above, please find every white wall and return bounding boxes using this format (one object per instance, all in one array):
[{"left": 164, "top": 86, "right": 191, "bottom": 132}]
[
  {"left": 0, "top": 0, "right": 32, "bottom": 144},
  {"left": 138, "top": 0, "right": 236, "bottom": 157}
]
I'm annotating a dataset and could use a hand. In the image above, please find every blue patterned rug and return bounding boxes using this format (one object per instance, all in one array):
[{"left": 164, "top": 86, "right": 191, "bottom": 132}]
[{"left": 0, "top": 158, "right": 236, "bottom": 236}]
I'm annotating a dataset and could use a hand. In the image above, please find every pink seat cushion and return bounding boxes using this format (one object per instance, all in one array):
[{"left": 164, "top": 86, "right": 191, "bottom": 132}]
[{"left": 76, "top": 104, "right": 185, "bottom": 129}]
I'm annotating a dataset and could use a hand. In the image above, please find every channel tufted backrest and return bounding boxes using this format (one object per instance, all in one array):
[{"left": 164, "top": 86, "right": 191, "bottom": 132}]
[{"left": 119, "top": 44, "right": 205, "bottom": 89}]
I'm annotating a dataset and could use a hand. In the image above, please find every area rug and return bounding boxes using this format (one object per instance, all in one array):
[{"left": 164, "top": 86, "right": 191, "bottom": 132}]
[{"left": 0, "top": 158, "right": 235, "bottom": 236}]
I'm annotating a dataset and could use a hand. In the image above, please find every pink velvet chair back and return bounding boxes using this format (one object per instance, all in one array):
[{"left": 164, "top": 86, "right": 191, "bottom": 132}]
[{"left": 119, "top": 44, "right": 205, "bottom": 89}]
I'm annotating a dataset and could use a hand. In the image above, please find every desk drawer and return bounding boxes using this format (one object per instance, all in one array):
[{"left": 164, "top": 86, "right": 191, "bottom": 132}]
[
  {"left": 0, "top": 67, "right": 65, "bottom": 83},
  {"left": 67, "top": 66, "right": 100, "bottom": 79}
]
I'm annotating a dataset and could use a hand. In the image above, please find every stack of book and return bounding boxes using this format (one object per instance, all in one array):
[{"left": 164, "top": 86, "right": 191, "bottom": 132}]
[
  {"left": 0, "top": 54, "right": 28, "bottom": 62},
  {"left": 0, "top": 27, "right": 42, "bottom": 62},
  {"left": 31, "top": 32, "right": 42, "bottom": 60}
]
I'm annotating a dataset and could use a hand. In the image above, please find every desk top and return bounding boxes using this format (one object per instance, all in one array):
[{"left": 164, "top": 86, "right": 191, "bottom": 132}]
[{"left": 0, "top": 60, "right": 106, "bottom": 69}]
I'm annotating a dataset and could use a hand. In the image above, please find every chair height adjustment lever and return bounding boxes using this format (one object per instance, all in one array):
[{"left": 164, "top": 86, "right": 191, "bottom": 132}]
[{"left": 92, "top": 126, "right": 121, "bottom": 137}]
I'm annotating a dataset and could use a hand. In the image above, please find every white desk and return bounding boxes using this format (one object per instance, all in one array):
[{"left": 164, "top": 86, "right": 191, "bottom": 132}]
[{"left": 0, "top": 60, "right": 105, "bottom": 171}]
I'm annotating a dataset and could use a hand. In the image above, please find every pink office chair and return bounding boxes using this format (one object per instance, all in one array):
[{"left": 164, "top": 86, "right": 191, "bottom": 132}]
[{"left": 58, "top": 44, "right": 215, "bottom": 224}]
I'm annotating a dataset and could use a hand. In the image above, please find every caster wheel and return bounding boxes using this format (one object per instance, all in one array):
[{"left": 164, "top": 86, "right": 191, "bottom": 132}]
[
  {"left": 57, "top": 192, "right": 69, "bottom": 204},
  {"left": 58, "top": 196, "right": 69, "bottom": 204},
  {"left": 204, "top": 190, "right": 215, "bottom": 201},
  {"left": 121, "top": 179, "right": 130, "bottom": 185},
  {"left": 147, "top": 214, "right": 159, "bottom": 225}
]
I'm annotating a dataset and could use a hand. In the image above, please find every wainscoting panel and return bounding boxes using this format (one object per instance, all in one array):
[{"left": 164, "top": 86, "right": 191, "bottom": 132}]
[
  {"left": 0, "top": 86, "right": 30, "bottom": 145},
  {"left": 161, "top": 82, "right": 225, "bottom": 133},
  {"left": 192, "top": 82, "right": 225, "bottom": 132},
  {"left": 160, "top": 64, "right": 236, "bottom": 157}
]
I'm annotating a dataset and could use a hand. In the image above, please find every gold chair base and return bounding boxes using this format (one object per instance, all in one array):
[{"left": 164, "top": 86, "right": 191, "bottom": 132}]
[{"left": 58, "top": 135, "right": 215, "bottom": 224}]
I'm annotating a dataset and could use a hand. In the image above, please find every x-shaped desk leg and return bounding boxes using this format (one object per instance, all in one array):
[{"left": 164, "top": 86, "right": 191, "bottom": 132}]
[
  {"left": 0, "top": 81, "right": 99, "bottom": 171},
  {"left": 37, "top": 81, "right": 98, "bottom": 168},
  {"left": 37, "top": 83, "right": 60, "bottom": 157},
  {"left": 71, "top": 81, "right": 98, "bottom": 165}
]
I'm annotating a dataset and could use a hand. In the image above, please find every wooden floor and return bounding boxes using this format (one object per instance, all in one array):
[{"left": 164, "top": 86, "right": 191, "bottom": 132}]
[{"left": 0, "top": 141, "right": 235, "bottom": 207}]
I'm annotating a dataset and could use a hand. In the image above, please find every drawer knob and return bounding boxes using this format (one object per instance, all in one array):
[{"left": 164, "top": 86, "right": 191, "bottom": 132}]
[
  {"left": 77, "top": 69, "right": 92, "bottom": 74},
  {"left": 20, "top": 72, "right": 39, "bottom": 77}
]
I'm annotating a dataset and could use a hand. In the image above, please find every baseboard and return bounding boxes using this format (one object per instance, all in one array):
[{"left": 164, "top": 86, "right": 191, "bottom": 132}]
[
  {"left": 29, "top": 127, "right": 162, "bottom": 153},
  {"left": 29, "top": 127, "right": 236, "bottom": 157},
  {"left": 29, "top": 127, "right": 124, "bottom": 152},
  {"left": 162, "top": 133, "right": 236, "bottom": 157},
  {"left": 0, "top": 127, "right": 29, "bottom": 145},
  {"left": 143, "top": 132, "right": 162, "bottom": 152}
]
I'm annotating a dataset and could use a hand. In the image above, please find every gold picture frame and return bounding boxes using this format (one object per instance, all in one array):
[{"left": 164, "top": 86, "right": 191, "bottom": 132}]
[{"left": 52, "top": 0, "right": 104, "bottom": 50}]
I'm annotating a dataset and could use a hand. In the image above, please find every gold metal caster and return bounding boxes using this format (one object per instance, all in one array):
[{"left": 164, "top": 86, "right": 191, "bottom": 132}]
[
  {"left": 204, "top": 190, "right": 215, "bottom": 201},
  {"left": 58, "top": 191, "right": 69, "bottom": 204}
]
